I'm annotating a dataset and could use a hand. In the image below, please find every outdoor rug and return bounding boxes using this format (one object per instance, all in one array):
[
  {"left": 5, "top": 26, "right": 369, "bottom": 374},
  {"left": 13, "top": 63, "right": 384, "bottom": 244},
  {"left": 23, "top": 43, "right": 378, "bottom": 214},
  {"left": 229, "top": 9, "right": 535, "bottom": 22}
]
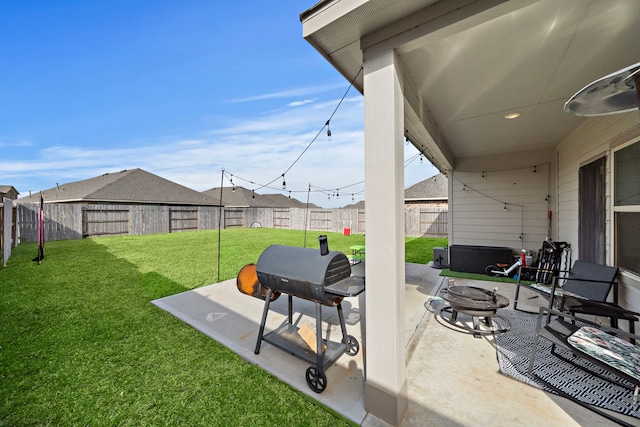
[{"left": 495, "top": 309, "right": 640, "bottom": 420}]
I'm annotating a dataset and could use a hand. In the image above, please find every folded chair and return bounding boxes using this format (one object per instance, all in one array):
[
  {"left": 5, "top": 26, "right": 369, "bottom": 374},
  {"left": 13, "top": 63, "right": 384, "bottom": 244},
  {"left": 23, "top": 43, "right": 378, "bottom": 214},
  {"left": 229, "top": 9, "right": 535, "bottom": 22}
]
[
  {"left": 513, "top": 240, "right": 570, "bottom": 312},
  {"left": 529, "top": 307, "right": 640, "bottom": 427}
]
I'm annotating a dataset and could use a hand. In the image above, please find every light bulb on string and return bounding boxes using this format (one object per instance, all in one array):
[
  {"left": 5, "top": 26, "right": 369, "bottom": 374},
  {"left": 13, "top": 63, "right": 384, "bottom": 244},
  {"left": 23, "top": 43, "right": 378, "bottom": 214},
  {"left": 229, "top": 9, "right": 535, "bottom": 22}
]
[
  {"left": 351, "top": 194, "right": 354, "bottom": 202},
  {"left": 503, "top": 203, "right": 507, "bottom": 211},
  {"left": 251, "top": 190, "right": 255, "bottom": 200},
  {"left": 281, "top": 174, "right": 286, "bottom": 190},
  {"left": 288, "top": 191, "right": 291, "bottom": 199},
  {"left": 326, "top": 120, "right": 332, "bottom": 140}
]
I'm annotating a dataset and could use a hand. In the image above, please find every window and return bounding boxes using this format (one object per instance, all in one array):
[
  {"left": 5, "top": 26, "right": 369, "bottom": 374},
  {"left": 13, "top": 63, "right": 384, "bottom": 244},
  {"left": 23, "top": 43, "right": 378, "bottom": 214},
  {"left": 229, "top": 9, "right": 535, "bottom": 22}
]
[{"left": 614, "top": 139, "right": 640, "bottom": 275}]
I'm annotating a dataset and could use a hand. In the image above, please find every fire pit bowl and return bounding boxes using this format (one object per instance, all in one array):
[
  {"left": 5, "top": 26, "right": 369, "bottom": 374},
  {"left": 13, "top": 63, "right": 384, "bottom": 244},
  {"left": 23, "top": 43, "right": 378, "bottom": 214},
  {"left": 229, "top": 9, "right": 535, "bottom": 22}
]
[{"left": 439, "top": 285, "right": 510, "bottom": 334}]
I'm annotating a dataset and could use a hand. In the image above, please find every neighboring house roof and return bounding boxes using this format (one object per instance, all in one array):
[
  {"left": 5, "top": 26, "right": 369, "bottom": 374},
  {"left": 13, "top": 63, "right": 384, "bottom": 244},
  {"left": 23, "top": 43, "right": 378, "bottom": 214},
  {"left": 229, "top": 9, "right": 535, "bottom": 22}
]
[
  {"left": 204, "top": 186, "right": 318, "bottom": 208},
  {"left": 204, "top": 187, "right": 260, "bottom": 207},
  {"left": 341, "top": 174, "right": 447, "bottom": 208},
  {"left": 0, "top": 186, "right": 19, "bottom": 198},
  {"left": 18, "top": 168, "right": 220, "bottom": 206},
  {"left": 342, "top": 200, "right": 365, "bottom": 209},
  {"left": 260, "top": 193, "right": 318, "bottom": 209},
  {"left": 404, "top": 173, "right": 448, "bottom": 202}
]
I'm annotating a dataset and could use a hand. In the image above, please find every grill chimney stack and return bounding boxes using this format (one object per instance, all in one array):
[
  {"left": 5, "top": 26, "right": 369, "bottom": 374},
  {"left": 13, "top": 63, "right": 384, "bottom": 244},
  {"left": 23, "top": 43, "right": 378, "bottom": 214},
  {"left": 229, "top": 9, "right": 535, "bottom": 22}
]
[{"left": 318, "top": 235, "right": 329, "bottom": 256}]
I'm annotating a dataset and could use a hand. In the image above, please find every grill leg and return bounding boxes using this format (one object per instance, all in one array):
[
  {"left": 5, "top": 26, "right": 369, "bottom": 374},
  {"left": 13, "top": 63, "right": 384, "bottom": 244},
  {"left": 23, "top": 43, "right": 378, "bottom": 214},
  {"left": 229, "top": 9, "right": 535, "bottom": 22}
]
[
  {"left": 337, "top": 303, "right": 348, "bottom": 344},
  {"left": 316, "top": 302, "right": 324, "bottom": 368},
  {"left": 254, "top": 289, "right": 273, "bottom": 354},
  {"left": 288, "top": 294, "right": 293, "bottom": 324}
]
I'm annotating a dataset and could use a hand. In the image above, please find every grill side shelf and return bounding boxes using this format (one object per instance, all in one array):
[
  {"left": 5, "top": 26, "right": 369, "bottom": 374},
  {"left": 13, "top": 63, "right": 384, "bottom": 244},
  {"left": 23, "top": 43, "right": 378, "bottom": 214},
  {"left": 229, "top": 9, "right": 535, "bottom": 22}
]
[{"left": 323, "top": 276, "right": 365, "bottom": 297}]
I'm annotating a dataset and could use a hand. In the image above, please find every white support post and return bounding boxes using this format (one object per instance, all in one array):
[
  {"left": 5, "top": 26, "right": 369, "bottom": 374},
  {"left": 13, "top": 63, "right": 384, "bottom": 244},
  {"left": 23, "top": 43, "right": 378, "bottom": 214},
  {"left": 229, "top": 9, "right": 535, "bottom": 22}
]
[{"left": 363, "top": 48, "right": 407, "bottom": 425}]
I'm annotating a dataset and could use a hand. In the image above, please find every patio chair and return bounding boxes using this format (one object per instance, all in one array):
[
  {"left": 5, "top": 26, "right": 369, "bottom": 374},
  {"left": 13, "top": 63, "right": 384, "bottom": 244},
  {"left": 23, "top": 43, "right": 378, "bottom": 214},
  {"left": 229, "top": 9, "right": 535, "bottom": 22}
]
[
  {"left": 554, "top": 261, "right": 639, "bottom": 337},
  {"left": 517, "top": 259, "right": 638, "bottom": 340},
  {"left": 528, "top": 306, "right": 640, "bottom": 427}
]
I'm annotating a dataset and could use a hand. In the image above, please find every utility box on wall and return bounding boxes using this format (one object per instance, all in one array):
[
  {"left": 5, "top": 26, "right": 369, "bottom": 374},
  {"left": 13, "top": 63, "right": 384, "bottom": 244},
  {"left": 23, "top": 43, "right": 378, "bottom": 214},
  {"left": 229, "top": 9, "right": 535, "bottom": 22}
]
[{"left": 449, "top": 245, "right": 513, "bottom": 274}]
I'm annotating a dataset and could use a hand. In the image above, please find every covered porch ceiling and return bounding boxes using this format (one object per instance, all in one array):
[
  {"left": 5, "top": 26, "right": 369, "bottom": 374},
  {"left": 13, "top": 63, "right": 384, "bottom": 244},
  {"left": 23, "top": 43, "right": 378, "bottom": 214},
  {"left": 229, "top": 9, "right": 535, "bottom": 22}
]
[{"left": 301, "top": 0, "right": 640, "bottom": 171}]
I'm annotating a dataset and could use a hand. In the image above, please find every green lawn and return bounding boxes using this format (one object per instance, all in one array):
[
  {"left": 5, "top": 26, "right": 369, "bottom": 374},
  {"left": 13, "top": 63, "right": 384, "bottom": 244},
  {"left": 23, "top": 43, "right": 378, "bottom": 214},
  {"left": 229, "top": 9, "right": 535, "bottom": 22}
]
[{"left": 0, "top": 229, "right": 445, "bottom": 426}]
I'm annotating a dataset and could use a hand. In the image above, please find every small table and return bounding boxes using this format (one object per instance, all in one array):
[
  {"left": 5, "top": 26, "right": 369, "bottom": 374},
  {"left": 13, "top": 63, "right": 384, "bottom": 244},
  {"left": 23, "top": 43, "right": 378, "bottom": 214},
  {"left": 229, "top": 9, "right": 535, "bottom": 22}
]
[
  {"left": 439, "top": 286, "right": 511, "bottom": 334},
  {"left": 568, "top": 326, "right": 640, "bottom": 400},
  {"left": 349, "top": 245, "right": 365, "bottom": 265}
]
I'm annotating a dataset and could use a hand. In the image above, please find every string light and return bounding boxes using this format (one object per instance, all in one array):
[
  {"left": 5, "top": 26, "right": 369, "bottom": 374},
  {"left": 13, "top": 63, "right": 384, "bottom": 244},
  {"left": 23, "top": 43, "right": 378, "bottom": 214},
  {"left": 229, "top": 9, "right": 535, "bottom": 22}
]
[
  {"left": 213, "top": 66, "right": 458, "bottom": 205},
  {"left": 232, "top": 66, "right": 362, "bottom": 194}
]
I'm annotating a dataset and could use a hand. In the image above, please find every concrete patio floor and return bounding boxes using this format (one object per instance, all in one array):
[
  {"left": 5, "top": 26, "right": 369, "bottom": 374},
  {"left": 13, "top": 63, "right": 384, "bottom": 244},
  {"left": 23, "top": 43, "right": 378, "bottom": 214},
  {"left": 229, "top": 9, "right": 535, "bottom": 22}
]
[{"left": 153, "top": 262, "right": 632, "bottom": 426}]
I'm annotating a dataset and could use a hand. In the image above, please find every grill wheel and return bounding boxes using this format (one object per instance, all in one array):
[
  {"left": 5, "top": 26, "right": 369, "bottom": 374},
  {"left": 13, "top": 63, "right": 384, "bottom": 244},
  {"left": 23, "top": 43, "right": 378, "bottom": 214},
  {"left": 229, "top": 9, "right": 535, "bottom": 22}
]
[{"left": 305, "top": 365, "right": 327, "bottom": 393}]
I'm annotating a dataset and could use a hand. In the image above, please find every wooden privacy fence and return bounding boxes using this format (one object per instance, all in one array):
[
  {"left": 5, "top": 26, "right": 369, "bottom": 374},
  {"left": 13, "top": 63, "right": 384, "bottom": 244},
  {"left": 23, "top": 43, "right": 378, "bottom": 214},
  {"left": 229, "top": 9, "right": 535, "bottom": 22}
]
[
  {"left": 1, "top": 199, "right": 18, "bottom": 266},
  {"left": 18, "top": 203, "right": 222, "bottom": 242},
  {"left": 16, "top": 203, "right": 448, "bottom": 243}
]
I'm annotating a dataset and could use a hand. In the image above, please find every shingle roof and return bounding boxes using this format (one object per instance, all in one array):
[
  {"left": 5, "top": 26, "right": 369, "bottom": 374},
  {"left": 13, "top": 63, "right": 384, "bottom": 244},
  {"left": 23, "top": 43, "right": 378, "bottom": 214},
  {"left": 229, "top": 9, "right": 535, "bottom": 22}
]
[
  {"left": 18, "top": 169, "right": 220, "bottom": 206},
  {"left": 204, "top": 187, "right": 258, "bottom": 207},
  {"left": 203, "top": 187, "right": 318, "bottom": 208},
  {"left": 340, "top": 173, "right": 447, "bottom": 208},
  {"left": 0, "top": 185, "right": 19, "bottom": 195},
  {"left": 341, "top": 200, "right": 365, "bottom": 209},
  {"left": 260, "top": 193, "right": 318, "bottom": 208},
  {"left": 404, "top": 173, "right": 448, "bottom": 200}
]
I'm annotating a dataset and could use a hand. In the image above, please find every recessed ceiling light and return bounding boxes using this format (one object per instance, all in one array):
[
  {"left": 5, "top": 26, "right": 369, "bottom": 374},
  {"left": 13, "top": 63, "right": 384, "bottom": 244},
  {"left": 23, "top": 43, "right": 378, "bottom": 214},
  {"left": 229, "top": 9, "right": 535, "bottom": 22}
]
[{"left": 504, "top": 112, "right": 521, "bottom": 119}]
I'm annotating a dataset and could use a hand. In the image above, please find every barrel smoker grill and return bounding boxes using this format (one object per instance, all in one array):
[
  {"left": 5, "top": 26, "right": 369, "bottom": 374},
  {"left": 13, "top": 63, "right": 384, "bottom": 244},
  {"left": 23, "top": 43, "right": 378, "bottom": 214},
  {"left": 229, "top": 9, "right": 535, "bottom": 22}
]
[{"left": 245, "top": 239, "right": 365, "bottom": 393}]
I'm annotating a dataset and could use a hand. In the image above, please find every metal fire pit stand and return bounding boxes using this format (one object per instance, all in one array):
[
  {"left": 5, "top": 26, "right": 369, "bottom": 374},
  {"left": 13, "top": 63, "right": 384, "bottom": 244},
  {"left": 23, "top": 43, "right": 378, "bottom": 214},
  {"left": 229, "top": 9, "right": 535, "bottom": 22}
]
[
  {"left": 254, "top": 276, "right": 365, "bottom": 393},
  {"left": 438, "top": 286, "right": 511, "bottom": 335}
]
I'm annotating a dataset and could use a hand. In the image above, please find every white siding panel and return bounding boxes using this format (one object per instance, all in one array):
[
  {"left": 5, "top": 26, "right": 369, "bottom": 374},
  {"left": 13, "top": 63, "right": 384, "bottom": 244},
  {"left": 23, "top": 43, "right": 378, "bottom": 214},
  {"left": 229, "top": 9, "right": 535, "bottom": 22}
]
[
  {"left": 557, "top": 112, "right": 640, "bottom": 311},
  {"left": 450, "top": 163, "right": 550, "bottom": 252}
]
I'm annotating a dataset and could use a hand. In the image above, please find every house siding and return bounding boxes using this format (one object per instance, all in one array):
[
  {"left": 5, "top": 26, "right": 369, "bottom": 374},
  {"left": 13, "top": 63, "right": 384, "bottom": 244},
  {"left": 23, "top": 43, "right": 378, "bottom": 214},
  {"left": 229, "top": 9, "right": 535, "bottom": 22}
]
[
  {"left": 557, "top": 112, "right": 640, "bottom": 311},
  {"left": 449, "top": 158, "right": 552, "bottom": 254}
]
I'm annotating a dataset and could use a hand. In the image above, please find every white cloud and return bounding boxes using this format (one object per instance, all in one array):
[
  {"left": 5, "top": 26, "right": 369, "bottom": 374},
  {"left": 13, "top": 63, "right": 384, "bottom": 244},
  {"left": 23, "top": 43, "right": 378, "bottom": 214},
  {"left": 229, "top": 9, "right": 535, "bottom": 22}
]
[
  {"left": 229, "top": 81, "right": 346, "bottom": 103},
  {"left": 287, "top": 99, "right": 315, "bottom": 107},
  {"left": 4, "top": 88, "right": 438, "bottom": 207}
]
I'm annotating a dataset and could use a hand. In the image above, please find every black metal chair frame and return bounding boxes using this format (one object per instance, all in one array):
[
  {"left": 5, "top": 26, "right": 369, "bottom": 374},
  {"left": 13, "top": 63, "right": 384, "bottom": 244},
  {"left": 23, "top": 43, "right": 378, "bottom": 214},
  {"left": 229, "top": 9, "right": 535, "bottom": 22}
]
[
  {"left": 529, "top": 307, "right": 640, "bottom": 427},
  {"left": 514, "top": 261, "right": 637, "bottom": 335}
]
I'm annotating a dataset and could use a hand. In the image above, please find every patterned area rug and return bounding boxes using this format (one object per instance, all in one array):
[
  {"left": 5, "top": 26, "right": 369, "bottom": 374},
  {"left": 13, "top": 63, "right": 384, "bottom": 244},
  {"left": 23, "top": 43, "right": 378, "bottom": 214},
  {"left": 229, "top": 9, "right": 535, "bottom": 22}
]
[{"left": 495, "top": 309, "right": 640, "bottom": 419}]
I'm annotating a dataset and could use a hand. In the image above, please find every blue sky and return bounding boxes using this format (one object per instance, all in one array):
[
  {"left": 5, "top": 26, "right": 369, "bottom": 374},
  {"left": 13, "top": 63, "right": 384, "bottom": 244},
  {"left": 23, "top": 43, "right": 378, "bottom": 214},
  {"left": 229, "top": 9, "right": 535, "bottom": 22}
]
[{"left": 1, "top": 1, "right": 438, "bottom": 208}]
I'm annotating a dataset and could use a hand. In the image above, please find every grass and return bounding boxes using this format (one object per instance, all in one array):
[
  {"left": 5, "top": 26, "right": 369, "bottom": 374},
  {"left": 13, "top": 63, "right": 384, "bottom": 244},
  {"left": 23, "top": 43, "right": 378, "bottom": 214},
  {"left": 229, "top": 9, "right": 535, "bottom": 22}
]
[{"left": 0, "top": 229, "right": 445, "bottom": 426}]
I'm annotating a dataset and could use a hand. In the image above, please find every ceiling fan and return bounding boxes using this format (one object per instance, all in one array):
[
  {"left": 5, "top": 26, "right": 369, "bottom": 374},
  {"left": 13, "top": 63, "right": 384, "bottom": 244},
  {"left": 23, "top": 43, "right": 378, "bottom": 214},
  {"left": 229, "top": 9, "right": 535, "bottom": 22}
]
[{"left": 565, "top": 62, "right": 640, "bottom": 117}]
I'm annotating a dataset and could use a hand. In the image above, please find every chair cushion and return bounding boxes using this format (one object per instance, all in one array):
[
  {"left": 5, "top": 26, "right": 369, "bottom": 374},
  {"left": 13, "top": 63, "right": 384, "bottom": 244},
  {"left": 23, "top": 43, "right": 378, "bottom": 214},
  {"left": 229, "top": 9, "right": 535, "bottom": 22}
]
[{"left": 568, "top": 326, "right": 640, "bottom": 383}]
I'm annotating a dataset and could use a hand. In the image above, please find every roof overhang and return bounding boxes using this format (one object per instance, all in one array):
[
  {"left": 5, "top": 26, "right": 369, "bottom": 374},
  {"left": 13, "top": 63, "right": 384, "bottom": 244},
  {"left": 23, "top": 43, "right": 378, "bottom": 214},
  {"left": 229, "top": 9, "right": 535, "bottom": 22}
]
[{"left": 301, "top": 0, "right": 640, "bottom": 171}]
